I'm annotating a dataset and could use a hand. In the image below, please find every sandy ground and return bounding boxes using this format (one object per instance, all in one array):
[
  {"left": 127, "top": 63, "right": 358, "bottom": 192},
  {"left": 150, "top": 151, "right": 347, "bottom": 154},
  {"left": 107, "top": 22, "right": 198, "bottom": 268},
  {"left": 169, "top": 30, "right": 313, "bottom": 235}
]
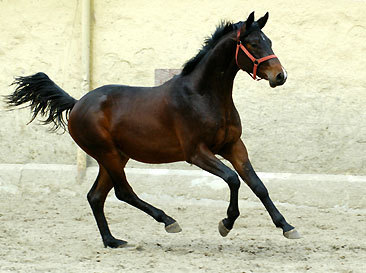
[{"left": 1, "top": 168, "right": 365, "bottom": 273}]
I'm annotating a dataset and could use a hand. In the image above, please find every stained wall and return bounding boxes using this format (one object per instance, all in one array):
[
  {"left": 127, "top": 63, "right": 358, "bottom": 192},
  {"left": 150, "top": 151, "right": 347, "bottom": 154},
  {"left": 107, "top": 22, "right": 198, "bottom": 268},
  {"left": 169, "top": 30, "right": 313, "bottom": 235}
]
[{"left": 0, "top": 0, "right": 365, "bottom": 174}]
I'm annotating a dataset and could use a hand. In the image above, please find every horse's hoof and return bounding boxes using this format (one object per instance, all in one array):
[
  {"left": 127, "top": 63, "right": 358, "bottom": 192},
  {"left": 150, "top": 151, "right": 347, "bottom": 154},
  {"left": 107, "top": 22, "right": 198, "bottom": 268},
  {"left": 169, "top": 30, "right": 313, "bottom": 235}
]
[
  {"left": 165, "top": 222, "right": 182, "bottom": 233},
  {"left": 283, "top": 228, "right": 301, "bottom": 239},
  {"left": 218, "top": 220, "right": 230, "bottom": 237},
  {"left": 104, "top": 238, "right": 128, "bottom": 248}
]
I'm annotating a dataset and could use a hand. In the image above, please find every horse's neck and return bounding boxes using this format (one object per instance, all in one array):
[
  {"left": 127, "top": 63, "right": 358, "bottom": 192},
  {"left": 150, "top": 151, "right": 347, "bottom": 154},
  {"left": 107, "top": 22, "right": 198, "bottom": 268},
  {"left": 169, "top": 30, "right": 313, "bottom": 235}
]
[{"left": 191, "top": 36, "right": 239, "bottom": 102}]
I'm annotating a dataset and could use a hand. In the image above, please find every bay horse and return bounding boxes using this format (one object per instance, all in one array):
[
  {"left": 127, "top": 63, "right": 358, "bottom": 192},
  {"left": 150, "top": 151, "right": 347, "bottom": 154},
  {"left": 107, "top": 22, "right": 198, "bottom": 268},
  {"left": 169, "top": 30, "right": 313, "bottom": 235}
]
[{"left": 6, "top": 12, "right": 300, "bottom": 248}]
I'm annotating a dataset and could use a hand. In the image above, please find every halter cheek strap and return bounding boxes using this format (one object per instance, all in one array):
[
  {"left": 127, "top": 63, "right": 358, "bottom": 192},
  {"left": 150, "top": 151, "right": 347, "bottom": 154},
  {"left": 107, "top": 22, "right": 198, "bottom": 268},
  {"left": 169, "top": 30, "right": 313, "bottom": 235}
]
[{"left": 235, "top": 30, "right": 277, "bottom": 80}]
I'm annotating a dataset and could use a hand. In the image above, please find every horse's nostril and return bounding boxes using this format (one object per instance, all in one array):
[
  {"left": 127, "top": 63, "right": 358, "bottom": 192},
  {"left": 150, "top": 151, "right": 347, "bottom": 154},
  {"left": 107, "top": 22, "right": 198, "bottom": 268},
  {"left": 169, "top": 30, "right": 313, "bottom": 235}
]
[{"left": 276, "top": 72, "right": 284, "bottom": 83}]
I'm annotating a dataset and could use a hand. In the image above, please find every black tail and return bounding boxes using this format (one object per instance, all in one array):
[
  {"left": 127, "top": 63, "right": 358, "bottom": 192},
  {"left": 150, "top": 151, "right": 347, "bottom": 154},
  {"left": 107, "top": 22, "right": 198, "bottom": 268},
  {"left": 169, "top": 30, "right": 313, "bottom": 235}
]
[{"left": 5, "top": 72, "right": 77, "bottom": 132}]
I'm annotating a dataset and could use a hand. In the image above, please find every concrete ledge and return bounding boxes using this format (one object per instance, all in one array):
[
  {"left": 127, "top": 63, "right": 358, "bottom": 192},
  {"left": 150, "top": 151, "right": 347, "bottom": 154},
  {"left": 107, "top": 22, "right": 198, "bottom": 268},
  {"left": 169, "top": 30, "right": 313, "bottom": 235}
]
[
  {"left": 1, "top": 163, "right": 365, "bottom": 182},
  {"left": 1, "top": 164, "right": 366, "bottom": 210}
]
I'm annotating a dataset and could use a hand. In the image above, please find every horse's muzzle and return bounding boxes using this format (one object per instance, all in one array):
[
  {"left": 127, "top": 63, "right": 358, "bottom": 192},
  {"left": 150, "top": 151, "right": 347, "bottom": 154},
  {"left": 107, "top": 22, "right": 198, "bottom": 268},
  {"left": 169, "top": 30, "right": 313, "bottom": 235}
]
[{"left": 269, "top": 68, "right": 287, "bottom": 88}]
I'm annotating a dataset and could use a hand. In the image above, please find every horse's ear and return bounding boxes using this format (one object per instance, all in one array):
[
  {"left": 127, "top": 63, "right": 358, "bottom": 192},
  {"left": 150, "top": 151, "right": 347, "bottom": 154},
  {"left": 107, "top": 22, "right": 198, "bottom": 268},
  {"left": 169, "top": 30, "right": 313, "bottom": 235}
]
[
  {"left": 257, "top": 12, "right": 269, "bottom": 29},
  {"left": 239, "top": 11, "right": 255, "bottom": 36},
  {"left": 246, "top": 11, "right": 255, "bottom": 29}
]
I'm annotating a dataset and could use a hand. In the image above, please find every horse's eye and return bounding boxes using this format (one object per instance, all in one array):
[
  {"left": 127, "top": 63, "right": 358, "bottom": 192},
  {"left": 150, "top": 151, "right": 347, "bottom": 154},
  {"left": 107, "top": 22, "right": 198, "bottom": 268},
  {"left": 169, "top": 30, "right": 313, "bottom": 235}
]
[{"left": 251, "top": 43, "right": 258, "bottom": 48}]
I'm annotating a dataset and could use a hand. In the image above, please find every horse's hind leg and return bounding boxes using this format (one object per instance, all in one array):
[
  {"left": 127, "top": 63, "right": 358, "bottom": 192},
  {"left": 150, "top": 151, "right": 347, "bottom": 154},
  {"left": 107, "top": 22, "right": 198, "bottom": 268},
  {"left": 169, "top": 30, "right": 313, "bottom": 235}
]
[
  {"left": 87, "top": 165, "right": 127, "bottom": 248},
  {"left": 100, "top": 151, "right": 182, "bottom": 237},
  {"left": 115, "top": 170, "right": 182, "bottom": 233}
]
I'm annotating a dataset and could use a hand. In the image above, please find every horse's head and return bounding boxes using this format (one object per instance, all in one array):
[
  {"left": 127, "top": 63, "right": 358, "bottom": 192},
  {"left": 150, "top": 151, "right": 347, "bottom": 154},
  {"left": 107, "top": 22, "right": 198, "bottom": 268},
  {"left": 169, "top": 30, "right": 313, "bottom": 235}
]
[{"left": 235, "top": 12, "right": 287, "bottom": 88}]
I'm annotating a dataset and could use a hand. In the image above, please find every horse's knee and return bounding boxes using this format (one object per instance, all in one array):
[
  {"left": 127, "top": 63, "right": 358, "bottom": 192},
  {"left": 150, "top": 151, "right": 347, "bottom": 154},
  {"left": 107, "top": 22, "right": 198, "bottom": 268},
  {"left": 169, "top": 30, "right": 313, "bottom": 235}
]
[
  {"left": 253, "top": 183, "right": 269, "bottom": 200},
  {"left": 226, "top": 172, "right": 241, "bottom": 191},
  {"left": 87, "top": 191, "right": 103, "bottom": 209}
]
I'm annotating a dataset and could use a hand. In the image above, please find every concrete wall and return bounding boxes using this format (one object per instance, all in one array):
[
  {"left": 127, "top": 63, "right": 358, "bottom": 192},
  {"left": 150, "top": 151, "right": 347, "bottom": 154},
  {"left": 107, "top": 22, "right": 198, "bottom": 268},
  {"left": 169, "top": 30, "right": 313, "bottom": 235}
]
[
  {"left": 0, "top": 0, "right": 81, "bottom": 164},
  {"left": 0, "top": 0, "right": 365, "bottom": 175}
]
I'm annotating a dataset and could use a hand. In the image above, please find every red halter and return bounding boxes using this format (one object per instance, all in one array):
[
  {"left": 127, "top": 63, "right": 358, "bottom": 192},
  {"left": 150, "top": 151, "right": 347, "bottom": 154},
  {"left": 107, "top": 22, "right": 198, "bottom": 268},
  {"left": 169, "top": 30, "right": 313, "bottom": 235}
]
[{"left": 235, "top": 29, "right": 277, "bottom": 80}]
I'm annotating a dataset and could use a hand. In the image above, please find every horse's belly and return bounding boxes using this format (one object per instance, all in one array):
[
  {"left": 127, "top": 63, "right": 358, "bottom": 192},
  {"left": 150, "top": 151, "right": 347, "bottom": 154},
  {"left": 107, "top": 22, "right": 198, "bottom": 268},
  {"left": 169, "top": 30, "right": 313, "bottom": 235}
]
[
  {"left": 113, "top": 127, "right": 185, "bottom": 164},
  {"left": 120, "top": 143, "right": 185, "bottom": 164}
]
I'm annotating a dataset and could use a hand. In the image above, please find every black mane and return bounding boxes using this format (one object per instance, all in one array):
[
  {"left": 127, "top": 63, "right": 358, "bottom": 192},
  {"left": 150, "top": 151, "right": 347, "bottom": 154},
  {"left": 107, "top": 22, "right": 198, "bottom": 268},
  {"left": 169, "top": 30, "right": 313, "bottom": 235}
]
[{"left": 182, "top": 21, "right": 244, "bottom": 75}]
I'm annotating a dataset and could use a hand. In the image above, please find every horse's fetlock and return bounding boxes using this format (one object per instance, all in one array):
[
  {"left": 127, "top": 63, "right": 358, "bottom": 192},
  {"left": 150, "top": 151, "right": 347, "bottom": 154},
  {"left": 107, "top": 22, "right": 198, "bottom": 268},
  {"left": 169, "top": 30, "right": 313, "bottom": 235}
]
[
  {"left": 273, "top": 214, "right": 286, "bottom": 228},
  {"left": 154, "top": 209, "right": 166, "bottom": 222},
  {"left": 228, "top": 207, "right": 240, "bottom": 220}
]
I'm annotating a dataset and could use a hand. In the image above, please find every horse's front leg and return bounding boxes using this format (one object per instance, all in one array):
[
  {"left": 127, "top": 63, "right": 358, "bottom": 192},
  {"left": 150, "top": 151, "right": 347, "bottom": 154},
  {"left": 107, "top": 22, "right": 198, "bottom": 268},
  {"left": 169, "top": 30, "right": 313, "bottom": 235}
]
[
  {"left": 190, "top": 143, "right": 241, "bottom": 237},
  {"left": 220, "top": 139, "right": 300, "bottom": 239}
]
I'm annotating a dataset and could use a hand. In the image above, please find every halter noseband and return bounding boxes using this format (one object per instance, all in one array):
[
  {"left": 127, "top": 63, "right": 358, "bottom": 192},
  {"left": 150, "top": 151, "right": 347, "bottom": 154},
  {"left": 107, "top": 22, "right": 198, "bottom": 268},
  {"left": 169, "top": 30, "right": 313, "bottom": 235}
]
[{"left": 235, "top": 29, "right": 277, "bottom": 80}]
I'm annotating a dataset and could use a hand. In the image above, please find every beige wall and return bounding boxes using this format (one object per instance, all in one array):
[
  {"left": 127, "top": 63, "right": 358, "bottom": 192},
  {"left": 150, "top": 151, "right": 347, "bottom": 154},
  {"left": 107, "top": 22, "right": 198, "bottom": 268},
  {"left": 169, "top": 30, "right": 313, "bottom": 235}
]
[
  {"left": 0, "top": 0, "right": 81, "bottom": 164},
  {"left": 0, "top": 0, "right": 365, "bottom": 174}
]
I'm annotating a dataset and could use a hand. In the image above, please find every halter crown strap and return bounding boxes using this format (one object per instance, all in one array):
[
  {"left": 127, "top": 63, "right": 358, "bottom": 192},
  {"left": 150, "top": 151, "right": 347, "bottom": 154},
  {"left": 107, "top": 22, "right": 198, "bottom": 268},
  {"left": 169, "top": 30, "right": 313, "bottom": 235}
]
[{"left": 235, "top": 29, "right": 277, "bottom": 80}]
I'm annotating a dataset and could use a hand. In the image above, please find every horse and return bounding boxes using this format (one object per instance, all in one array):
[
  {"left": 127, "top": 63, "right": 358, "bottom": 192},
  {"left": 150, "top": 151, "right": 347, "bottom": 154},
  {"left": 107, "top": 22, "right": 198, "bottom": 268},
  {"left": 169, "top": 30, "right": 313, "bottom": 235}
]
[{"left": 6, "top": 12, "right": 300, "bottom": 248}]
